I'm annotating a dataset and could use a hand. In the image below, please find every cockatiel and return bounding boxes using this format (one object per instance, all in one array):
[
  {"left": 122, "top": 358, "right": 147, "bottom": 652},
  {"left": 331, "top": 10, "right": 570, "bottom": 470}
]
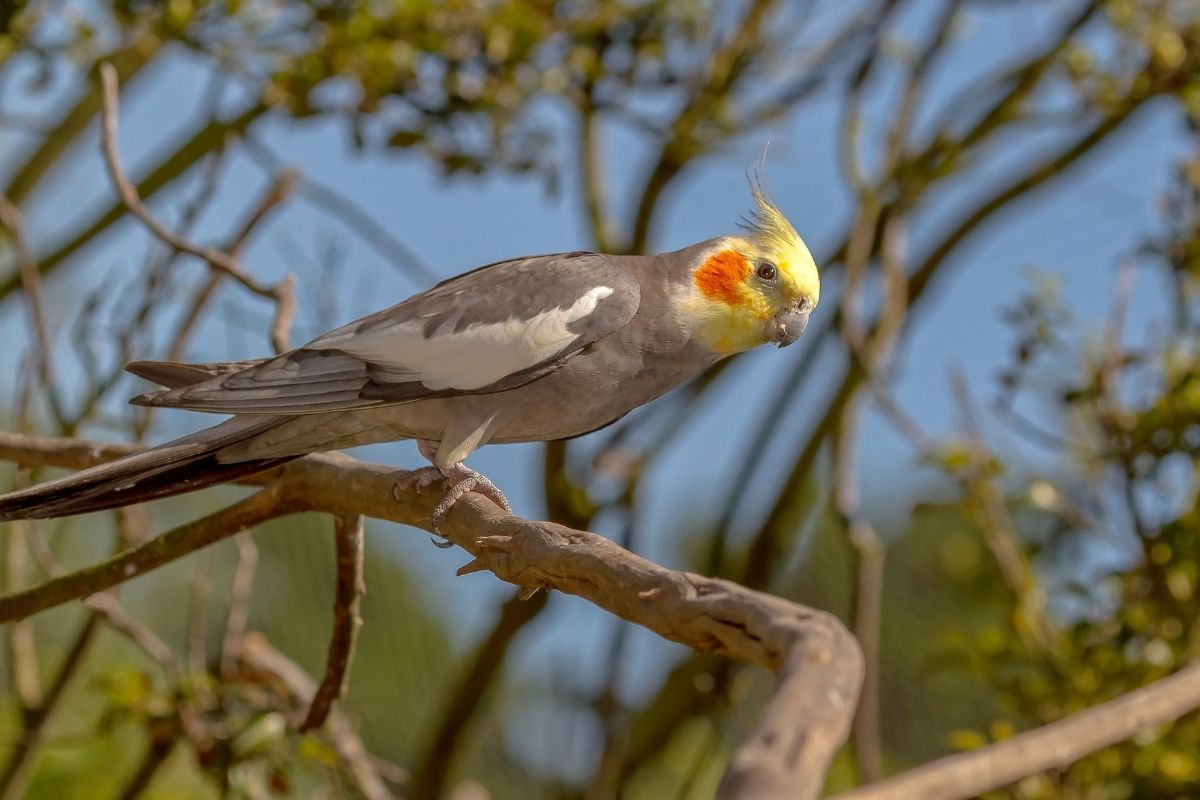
[{"left": 0, "top": 185, "right": 818, "bottom": 531}]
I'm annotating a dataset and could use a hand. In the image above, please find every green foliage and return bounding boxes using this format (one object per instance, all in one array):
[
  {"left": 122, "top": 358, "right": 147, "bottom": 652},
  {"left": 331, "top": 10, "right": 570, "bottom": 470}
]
[
  {"left": 926, "top": 158, "right": 1200, "bottom": 799},
  {"left": 67, "top": 0, "right": 709, "bottom": 177}
]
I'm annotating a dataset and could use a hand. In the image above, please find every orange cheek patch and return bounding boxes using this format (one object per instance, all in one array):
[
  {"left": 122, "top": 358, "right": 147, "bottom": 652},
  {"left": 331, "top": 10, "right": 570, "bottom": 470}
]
[{"left": 694, "top": 250, "right": 750, "bottom": 306}]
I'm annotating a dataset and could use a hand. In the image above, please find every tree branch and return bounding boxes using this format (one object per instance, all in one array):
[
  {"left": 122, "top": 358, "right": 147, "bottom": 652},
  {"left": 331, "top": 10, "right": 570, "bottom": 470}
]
[
  {"left": 0, "top": 193, "right": 67, "bottom": 426},
  {"left": 0, "top": 433, "right": 863, "bottom": 799},
  {"left": 833, "top": 660, "right": 1200, "bottom": 800},
  {"left": 300, "top": 513, "right": 365, "bottom": 732},
  {"left": 219, "top": 533, "right": 259, "bottom": 679},
  {"left": 0, "top": 484, "right": 289, "bottom": 624},
  {"left": 0, "top": 103, "right": 268, "bottom": 304},
  {"left": 97, "top": 63, "right": 295, "bottom": 353}
]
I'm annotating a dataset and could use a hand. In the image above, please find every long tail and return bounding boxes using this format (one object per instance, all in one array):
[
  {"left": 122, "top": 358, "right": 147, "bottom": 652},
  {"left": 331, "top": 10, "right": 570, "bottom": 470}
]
[
  {"left": 2, "top": 357, "right": 293, "bottom": 521},
  {"left": 0, "top": 415, "right": 294, "bottom": 522}
]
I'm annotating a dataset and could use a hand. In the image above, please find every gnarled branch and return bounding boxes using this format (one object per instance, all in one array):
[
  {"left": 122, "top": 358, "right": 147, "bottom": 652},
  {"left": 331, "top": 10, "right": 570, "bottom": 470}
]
[{"left": 0, "top": 432, "right": 862, "bottom": 799}]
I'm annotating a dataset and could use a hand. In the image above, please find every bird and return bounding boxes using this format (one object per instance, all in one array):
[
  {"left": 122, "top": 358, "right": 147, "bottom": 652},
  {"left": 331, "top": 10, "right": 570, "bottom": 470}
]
[{"left": 0, "top": 183, "right": 818, "bottom": 534}]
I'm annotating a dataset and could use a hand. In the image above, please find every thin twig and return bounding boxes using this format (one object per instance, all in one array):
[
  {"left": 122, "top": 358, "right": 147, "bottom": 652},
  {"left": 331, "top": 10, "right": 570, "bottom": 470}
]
[
  {"left": 5, "top": 472, "right": 41, "bottom": 711},
  {"left": 0, "top": 193, "right": 66, "bottom": 426},
  {"left": 830, "top": 202, "right": 913, "bottom": 786},
  {"left": 301, "top": 514, "right": 366, "bottom": 732},
  {"left": 833, "top": 400, "right": 885, "bottom": 785},
  {"left": 97, "top": 63, "right": 296, "bottom": 353},
  {"left": 833, "top": 660, "right": 1200, "bottom": 800},
  {"left": 165, "top": 168, "right": 298, "bottom": 365},
  {"left": 219, "top": 533, "right": 259, "bottom": 680},
  {"left": 186, "top": 549, "right": 217, "bottom": 679},
  {"left": 115, "top": 736, "right": 174, "bottom": 800},
  {"left": 86, "top": 591, "right": 181, "bottom": 682}
]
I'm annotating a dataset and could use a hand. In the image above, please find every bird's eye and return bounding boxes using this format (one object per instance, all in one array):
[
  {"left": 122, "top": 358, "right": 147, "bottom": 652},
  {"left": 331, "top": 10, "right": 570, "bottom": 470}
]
[{"left": 756, "top": 262, "right": 778, "bottom": 282}]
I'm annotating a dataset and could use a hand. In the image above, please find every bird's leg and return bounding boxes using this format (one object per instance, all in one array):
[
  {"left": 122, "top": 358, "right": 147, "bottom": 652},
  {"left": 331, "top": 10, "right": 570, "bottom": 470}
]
[
  {"left": 416, "top": 440, "right": 511, "bottom": 544},
  {"left": 430, "top": 463, "right": 512, "bottom": 532}
]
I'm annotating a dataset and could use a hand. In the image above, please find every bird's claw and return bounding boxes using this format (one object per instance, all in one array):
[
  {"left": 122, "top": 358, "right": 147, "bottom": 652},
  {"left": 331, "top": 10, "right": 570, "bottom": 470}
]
[
  {"left": 393, "top": 466, "right": 445, "bottom": 501},
  {"left": 462, "top": 470, "right": 512, "bottom": 515},
  {"left": 426, "top": 465, "right": 511, "bottom": 546}
]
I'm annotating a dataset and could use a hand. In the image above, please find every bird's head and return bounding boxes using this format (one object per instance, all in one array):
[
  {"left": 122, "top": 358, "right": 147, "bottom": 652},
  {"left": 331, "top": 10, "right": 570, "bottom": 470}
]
[{"left": 678, "top": 182, "right": 819, "bottom": 354}]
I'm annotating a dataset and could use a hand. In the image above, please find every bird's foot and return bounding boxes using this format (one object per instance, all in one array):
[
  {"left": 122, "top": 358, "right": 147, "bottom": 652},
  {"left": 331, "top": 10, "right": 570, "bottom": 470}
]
[
  {"left": 392, "top": 467, "right": 457, "bottom": 548},
  {"left": 428, "top": 464, "right": 511, "bottom": 546},
  {"left": 393, "top": 466, "right": 445, "bottom": 497}
]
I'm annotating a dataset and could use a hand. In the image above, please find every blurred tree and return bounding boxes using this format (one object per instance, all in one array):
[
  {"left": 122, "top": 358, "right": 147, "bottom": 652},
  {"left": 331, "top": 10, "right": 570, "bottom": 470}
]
[{"left": 923, "top": 153, "right": 1200, "bottom": 799}]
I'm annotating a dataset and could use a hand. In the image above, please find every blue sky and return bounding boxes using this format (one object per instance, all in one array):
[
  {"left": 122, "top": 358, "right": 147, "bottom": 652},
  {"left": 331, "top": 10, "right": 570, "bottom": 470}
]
[{"left": 0, "top": 1, "right": 1193, "bottom": 778}]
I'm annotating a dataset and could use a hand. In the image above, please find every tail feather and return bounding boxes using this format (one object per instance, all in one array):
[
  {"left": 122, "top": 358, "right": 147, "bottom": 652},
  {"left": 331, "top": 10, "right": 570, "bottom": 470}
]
[
  {"left": 0, "top": 417, "right": 293, "bottom": 522},
  {"left": 125, "top": 358, "right": 268, "bottom": 390}
]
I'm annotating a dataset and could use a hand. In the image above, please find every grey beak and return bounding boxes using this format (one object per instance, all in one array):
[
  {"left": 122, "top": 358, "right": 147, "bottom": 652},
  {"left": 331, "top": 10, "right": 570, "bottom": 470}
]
[{"left": 771, "top": 305, "right": 810, "bottom": 348}]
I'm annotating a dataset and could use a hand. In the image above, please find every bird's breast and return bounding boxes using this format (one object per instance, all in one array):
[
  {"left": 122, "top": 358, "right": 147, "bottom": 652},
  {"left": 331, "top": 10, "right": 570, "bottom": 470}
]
[{"left": 482, "top": 334, "right": 718, "bottom": 443}]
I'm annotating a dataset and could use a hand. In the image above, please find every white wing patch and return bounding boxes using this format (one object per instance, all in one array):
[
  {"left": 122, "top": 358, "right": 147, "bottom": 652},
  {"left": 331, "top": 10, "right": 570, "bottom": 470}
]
[{"left": 313, "top": 286, "right": 615, "bottom": 391}]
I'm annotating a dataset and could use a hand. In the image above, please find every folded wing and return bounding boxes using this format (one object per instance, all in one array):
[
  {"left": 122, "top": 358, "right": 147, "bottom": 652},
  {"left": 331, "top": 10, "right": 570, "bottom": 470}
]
[{"left": 130, "top": 252, "right": 640, "bottom": 414}]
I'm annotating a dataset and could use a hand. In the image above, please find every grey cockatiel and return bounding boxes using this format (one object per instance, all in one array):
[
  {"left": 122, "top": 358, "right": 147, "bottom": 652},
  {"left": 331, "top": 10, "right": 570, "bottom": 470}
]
[{"left": 0, "top": 187, "right": 819, "bottom": 531}]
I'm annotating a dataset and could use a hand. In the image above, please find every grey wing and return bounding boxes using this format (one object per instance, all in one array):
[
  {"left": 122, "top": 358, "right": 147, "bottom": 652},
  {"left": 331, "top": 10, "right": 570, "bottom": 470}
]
[{"left": 130, "top": 252, "right": 641, "bottom": 414}]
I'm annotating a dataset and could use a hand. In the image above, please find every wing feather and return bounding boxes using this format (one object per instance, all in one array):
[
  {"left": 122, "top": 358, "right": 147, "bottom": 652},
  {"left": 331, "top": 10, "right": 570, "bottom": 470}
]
[{"left": 131, "top": 253, "right": 640, "bottom": 414}]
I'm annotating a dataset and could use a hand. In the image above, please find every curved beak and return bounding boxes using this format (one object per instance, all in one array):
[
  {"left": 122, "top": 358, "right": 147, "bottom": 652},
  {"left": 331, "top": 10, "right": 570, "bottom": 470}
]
[{"left": 770, "top": 305, "right": 810, "bottom": 348}]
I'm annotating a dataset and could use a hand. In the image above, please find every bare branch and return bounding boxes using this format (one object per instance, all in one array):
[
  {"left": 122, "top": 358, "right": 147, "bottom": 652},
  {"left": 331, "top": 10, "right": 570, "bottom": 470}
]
[
  {"left": 243, "top": 135, "right": 438, "bottom": 286},
  {"left": 186, "top": 550, "right": 216, "bottom": 678},
  {"left": 97, "top": 63, "right": 295, "bottom": 353},
  {"left": 162, "top": 167, "right": 299, "bottom": 365},
  {"left": 0, "top": 433, "right": 140, "bottom": 469},
  {"left": 301, "top": 513, "right": 366, "bottom": 732},
  {"left": 833, "top": 207, "right": 909, "bottom": 787},
  {"left": 833, "top": 661, "right": 1200, "bottom": 800},
  {"left": 0, "top": 434, "right": 863, "bottom": 799},
  {"left": 86, "top": 590, "right": 181, "bottom": 681},
  {"left": 0, "top": 193, "right": 67, "bottom": 426},
  {"left": 219, "top": 533, "right": 259, "bottom": 680},
  {"left": 4, "top": 472, "right": 42, "bottom": 711},
  {"left": 833, "top": 401, "right": 885, "bottom": 785},
  {"left": 0, "top": 484, "right": 288, "bottom": 624},
  {"left": 0, "top": 196, "right": 51, "bottom": 381},
  {"left": 115, "top": 736, "right": 174, "bottom": 800},
  {"left": 0, "top": 103, "right": 269, "bottom": 304}
]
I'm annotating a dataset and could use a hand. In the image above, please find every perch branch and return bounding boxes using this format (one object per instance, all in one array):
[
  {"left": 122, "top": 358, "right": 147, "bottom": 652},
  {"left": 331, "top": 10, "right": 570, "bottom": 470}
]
[{"left": 0, "top": 433, "right": 862, "bottom": 799}]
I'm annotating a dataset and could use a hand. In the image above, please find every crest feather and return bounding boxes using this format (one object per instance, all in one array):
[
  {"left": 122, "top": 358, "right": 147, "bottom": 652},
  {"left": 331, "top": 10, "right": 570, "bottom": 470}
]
[{"left": 740, "top": 173, "right": 803, "bottom": 254}]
